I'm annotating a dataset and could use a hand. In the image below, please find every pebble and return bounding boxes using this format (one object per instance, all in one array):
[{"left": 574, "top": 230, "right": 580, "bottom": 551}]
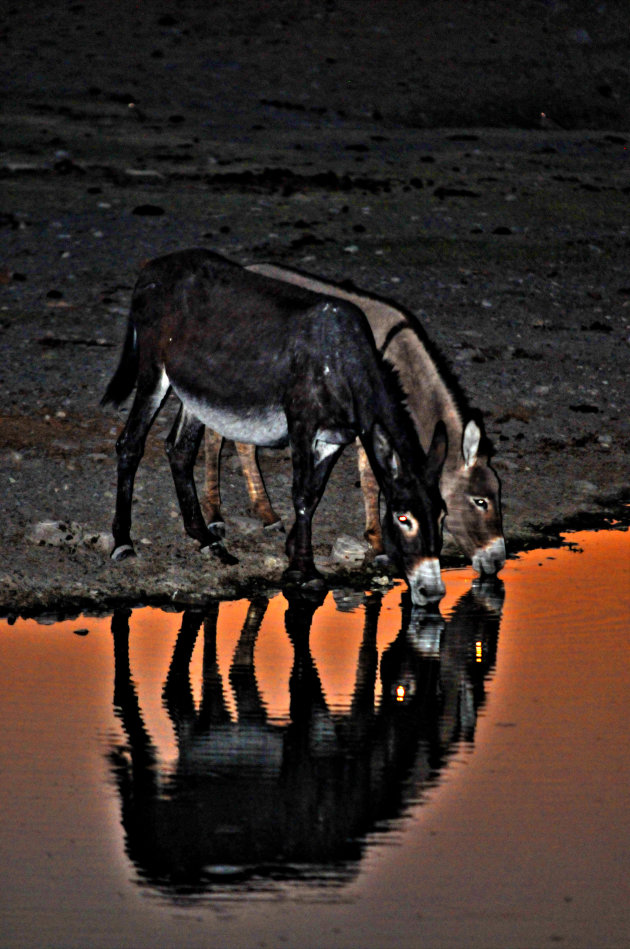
[
  {"left": 371, "top": 574, "right": 394, "bottom": 589},
  {"left": 81, "top": 531, "right": 114, "bottom": 555},
  {"left": 26, "top": 520, "right": 82, "bottom": 547},
  {"left": 574, "top": 480, "right": 599, "bottom": 496},
  {"left": 262, "top": 555, "right": 284, "bottom": 571},
  {"left": 330, "top": 533, "right": 369, "bottom": 566},
  {"left": 26, "top": 520, "right": 113, "bottom": 556}
]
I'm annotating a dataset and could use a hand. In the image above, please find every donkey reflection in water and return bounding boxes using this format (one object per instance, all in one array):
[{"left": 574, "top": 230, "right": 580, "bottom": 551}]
[
  {"left": 102, "top": 249, "right": 447, "bottom": 603},
  {"left": 109, "top": 584, "right": 503, "bottom": 893},
  {"left": 204, "top": 264, "right": 506, "bottom": 576}
]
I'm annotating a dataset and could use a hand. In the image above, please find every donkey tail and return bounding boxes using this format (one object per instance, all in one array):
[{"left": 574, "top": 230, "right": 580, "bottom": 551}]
[{"left": 101, "top": 320, "right": 138, "bottom": 407}]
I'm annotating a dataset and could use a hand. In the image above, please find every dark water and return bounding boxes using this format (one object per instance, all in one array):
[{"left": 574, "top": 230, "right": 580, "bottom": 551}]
[{"left": 1, "top": 530, "right": 628, "bottom": 949}]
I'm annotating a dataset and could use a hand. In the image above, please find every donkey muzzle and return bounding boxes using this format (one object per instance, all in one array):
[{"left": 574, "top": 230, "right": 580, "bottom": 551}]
[
  {"left": 472, "top": 537, "right": 506, "bottom": 576},
  {"left": 407, "top": 557, "right": 446, "bottom": 606}
]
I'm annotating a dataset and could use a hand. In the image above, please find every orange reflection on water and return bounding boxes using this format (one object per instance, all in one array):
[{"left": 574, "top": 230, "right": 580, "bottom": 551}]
[
  {"left": 470, "top": 527, "right": 630, "bottom": 773},
  {"left": 0, "top": 528, "right": 629, "bottom": 949},
  {"left": 3, "top": 530, "right": 627, "bottom": 750},
  {"left": 1, "top": 528, "right": 628, "bottom": 769},
  {"left": 179, "top": 529, "right": 629, "bottom": 777}
]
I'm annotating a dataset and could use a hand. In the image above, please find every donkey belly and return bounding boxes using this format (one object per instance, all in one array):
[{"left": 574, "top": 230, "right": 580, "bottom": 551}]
[{"left": 171, "top": 381, "right": 289, "bottom": 447}]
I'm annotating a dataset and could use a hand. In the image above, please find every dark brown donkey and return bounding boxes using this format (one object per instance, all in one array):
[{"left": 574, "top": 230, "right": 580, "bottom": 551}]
[
  {"left": 102, "top": 249, "right": 447, "bottom": 604},
  {"left": 203, "top": 264, "right": 505, "bottom": 575}
]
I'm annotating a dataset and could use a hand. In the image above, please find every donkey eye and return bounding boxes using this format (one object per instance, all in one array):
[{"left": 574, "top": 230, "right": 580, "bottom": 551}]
[
  {"left": 396, "top": 513, "right": 412, "bottom": 529},
  {"left": 473, "top": 497, "right": 489, "bottom": 510}
]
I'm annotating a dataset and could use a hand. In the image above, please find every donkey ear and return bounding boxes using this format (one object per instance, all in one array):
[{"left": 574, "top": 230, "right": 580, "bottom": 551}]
[
  {"left": 426, "top": 420, "right": 448, "bottom": 482},
  {"left": 462, "top": 419, "right": 481, "bottom": 469},
  {"left": 372, "top": 423, "right": 402, "bottom": 482}
]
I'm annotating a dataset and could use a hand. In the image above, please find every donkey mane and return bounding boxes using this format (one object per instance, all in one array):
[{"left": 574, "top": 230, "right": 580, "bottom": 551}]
[{"left": 372, "top": 346, "right": 431, "bottom": 462}]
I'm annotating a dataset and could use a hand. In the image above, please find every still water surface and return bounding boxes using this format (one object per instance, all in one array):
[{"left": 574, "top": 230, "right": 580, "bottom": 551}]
[{"left": 1, "top": 530, "right": 628, "bottom": 948}]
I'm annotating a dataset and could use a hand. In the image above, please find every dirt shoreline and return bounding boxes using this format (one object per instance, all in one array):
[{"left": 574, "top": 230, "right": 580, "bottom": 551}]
[{"left": 1, "top": 2, "right": 629, "bottom": 618}]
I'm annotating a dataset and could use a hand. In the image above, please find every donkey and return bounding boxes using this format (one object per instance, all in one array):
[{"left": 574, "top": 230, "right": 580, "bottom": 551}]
[
  {"left": 203, "top": 263, "right": 505, "bottom": 575},
  {"left": 101, "top": 248, "right": 447, "bottom": 604}
]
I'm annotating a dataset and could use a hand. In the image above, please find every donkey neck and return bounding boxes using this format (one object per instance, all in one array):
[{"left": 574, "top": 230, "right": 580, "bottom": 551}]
[
  {"left": 247, "top": 264, "right": 465, "bottom": 470},
  {"left": 376, "top": 322, "right": 463, "bottom": 472}
]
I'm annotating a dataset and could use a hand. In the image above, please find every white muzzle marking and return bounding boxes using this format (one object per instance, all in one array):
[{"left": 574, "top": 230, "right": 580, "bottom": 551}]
[
  {"left": 472, "top": 537, "right": 506, "bottom": 575},
  {"left": 408, "top": 557, "right": 445, "bottom": 606}
]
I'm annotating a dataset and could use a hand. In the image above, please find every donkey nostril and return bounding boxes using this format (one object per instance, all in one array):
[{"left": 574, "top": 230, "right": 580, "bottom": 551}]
[{"left": 420, "top": 583, "right": 445, "bottom": 601}]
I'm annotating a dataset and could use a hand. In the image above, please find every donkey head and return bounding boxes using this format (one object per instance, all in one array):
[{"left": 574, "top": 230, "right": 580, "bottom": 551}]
[
  {"left": 441, "top": 419, "right": 506, "bottom": 575},
  {"left": 372, "top": 420, "right": 448, "bottom": 606}
]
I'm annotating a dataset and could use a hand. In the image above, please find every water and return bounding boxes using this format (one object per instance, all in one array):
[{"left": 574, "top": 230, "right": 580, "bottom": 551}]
[{"left": 1, "top": 529, "right": 628, "bottom": 949}]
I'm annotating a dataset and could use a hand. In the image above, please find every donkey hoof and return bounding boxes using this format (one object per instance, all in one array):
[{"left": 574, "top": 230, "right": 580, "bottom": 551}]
[
  {"left": 200, "top": 542, "right": 239, "bottom": 566},
  {"left": 263, "top": 518, "right": 285, "bottom": 533},
  {"left": 207, "top": 520, "right": 226, "bottom": 539},
  {"left": 111, "top": 544, "right": 136, "bottom": 562}
]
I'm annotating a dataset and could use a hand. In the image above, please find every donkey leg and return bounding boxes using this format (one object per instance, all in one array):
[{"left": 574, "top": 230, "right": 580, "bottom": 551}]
[
  {"left": 285, "top": 434, "right": 345, "bottom": 589},
  {"left": 203, "top": 428, "right": 226, "bottom": 536},
  {"left": 199, "top": 602, "right": 233, "bottom": 726},
  {"left": 236, "top": 443, "right": 284, "bottom": 530},
  {"left": 357, "top": 442, "right": 384, "bottom": 554},
  {"left": 230, "top": 596, "right": 269, "bottom": 723},
  {"left": 111, "top": 371, "right": 170, "bottom": 561},
  {"left": 165, "top": 408, "right": 238, "bottom": 565},
  {"left": 162, "top": 610, "right": 204, "bottom": 732}
]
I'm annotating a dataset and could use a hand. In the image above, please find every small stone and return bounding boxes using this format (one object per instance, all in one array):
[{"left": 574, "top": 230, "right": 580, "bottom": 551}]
[
  {"left": 26, "top": 520, "right": 82, "bottom": 548},
  {"left": 263, "top": 555, "right": 284, "bottom": 571},
  {"left": 574, "top": 480, "right": 599, "bottom": 496},
  {"left": 371, "top": 574, "right": 394, "bottom": 589},
  {"left": 330, "top": 533, "right": 369, "bottom": 566},
  {"left": 81, "top": 531, "right": 113, "bottom": 555}
]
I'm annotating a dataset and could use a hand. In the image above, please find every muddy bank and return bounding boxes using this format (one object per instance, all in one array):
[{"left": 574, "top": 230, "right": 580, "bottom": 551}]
[{"left": 1, "top": 2, "right": 629, "bottom": 616}]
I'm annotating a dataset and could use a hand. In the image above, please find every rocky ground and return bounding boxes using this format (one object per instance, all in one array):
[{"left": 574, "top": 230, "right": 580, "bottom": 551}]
[{"left": 1, "top": 1, "right": 629, "bottom": 616}]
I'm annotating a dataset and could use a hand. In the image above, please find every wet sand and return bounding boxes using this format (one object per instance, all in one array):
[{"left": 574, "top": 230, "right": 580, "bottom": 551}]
[{"left": 1, "top": 1, "right": 629, "bottom": 614}]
